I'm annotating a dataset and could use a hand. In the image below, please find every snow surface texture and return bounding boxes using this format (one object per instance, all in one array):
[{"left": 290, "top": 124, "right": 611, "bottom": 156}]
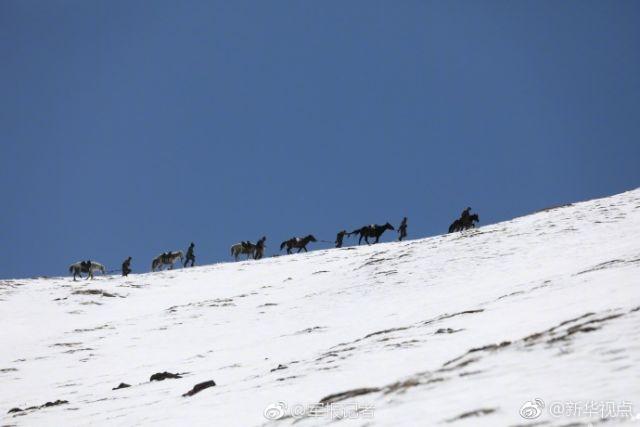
[{"left": 1, "top": 189, "right": 639, "bottom": 427}]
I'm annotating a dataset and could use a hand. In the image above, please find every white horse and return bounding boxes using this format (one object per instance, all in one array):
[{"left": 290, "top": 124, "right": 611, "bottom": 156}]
[
  {"left": 230, "top": 242, "right": 256, "bottom": 261},
  {"left": 69, "top": 261, "right": 106, "bottom": 281},
  {"left": 151, "top": 251, "right": 183, "bottom": 271}
]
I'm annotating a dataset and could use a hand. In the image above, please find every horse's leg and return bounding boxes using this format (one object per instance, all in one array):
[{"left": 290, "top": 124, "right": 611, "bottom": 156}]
[
  {"left": 358, "top": 234, "right": 363, "bottom": 245},
  {"left": 297, "top": 246, "right": 303, "bottom": 253},
  {"left": 302, "top": 246, "right": 307, "bottom": 252}
]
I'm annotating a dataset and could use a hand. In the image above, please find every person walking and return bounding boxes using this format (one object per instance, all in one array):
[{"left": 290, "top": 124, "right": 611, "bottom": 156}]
[
  {"left": 254, "top": 236, "right": 266, "bottom": 260},
  {"left": 184, "top": 242, "right": 196, "bottom": 267},
  {"left": 398, "top": 217, "right": 408, "bottom": 241},
  {"left": 122, "top": 256, "right": 132, "bottom": 276}
]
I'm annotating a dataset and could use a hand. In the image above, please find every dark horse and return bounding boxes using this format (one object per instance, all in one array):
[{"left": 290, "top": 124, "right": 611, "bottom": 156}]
[
  {"left": 448, "top": 214, "right": 479, "bottom": 233},
  {"left": 280, "top": 235, "right": 317, "bottom": 254},
  {"left": 349, "top": 223, "right": 395, "bottom": 245}
]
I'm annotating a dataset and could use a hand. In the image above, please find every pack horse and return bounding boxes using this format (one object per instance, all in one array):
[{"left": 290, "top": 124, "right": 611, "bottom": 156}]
[
  {"left": 280, "top": 235, "right": 317, "bottom": 254},
  {"left": 230, "top": 242, "right": 257, "bottom": 261},
  {"left": 69, "top": 260, "right": 106, "bottom": 281},
  {"left": 349, "top": 223, "right": 395, "bottom": 245},
  {"left": 151, "top": 251, "right": 184, "bottom": 271}
]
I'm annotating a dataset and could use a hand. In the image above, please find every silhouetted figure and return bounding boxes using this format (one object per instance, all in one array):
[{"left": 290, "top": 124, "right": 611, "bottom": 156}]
[
  {"left": 335, "top": 230, "right": 347, "bottom": 248},
  {"left": 254, "top": 236, "right": 266, "bottom": 260},
  {"left": 461, "top": 207, "right": 471, "bottom": 222},
  {"left": 448, "top": 207, "right": 479, "bottom": 233},
  {"left": 398, "top": 217, "right": 408, "bottom": 241},
  {"left": 122, "top": 256, "right": 132, "bottom": 276},
  {"left": 184, "top": 242, "right": 195, "bottom": 267}
]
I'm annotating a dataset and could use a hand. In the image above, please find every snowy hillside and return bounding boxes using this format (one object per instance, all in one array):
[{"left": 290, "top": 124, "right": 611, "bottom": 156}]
[{"left": 1, "top": 189, "right": 639, "bottom": 427}]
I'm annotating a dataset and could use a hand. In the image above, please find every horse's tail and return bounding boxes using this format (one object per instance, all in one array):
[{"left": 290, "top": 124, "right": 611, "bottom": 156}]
[
  {"left": 348, "top": 228, "right": 360, "bottom": 237},
  {"left": 230, "top": 246, "right": 235, "bottom": 256},
  {"left": 69, "top": 265, "right": 74, "bottom": 273},
  {"left": 279, "top": 241, "right": 287, "bottom": 251}
]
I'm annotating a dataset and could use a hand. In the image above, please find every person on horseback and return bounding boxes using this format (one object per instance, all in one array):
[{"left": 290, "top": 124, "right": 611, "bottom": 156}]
[
  {"left": 335, "top": 230, "right": 347, "bottom": 248},
  {"left": 398, "top": 217, "right": 408, "bottom": 241},
  {"left": 122, "top": 256, "right": 132, "bottom": 276},
  {"left": 184, "top": 242, "right": 195, "bottom": 267},
  {"left": 460, "top": 207, "right": 472, "bottom": 228}
]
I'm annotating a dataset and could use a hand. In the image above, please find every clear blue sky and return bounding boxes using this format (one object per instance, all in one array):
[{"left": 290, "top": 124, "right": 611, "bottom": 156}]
[{"left": 1, "top": 1, "right": 639, "bottom": 279}]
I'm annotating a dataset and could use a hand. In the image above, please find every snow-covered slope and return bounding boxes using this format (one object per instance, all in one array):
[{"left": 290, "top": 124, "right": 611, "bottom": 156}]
[{"left": 2, "top": 189, "right": 639, "bottom": 427}]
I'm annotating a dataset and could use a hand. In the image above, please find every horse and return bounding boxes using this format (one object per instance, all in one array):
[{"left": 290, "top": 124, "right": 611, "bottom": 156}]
[
  {"left": 280, "top": 235, "right": 317, "bottom": 254},
  {"left": 151, "top": 251, "right": 184, "bottom": 271},
  {"left": 349, "top": 223, "right": 395, "bottom": 245},
  {"left": 230, "top": 242, "right": 256, "bottom": 261},
  {"left": 448, "top": 214, "right": 479, "bottom": 233},
  {"left": 69, "top": 261, "right": 106, "bottom": 281}
]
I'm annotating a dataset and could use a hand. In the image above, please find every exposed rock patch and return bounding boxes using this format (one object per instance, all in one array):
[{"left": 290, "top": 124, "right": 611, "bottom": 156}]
[
  {"left": 112, "top": 383, "right": 131, "bottom": 390},
  {"left": 150, "top": 372, "right": 183, "bottom": 381},
  {"left": 7, "top": 399, "right": 69, "bottom": 415},
  {"left": 182, "top": 380, "right": 216, "bottom": 397}
]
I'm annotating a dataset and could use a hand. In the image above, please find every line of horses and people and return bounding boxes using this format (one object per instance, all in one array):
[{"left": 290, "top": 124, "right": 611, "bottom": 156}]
[{"left": 68, "top": 208, "right": 479, "bottom": 280}]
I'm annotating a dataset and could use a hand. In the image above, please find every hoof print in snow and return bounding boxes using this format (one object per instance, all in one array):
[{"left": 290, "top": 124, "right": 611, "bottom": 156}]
[
  {"left": 294, "top": 326, "right": 325, "bottom": 335},
  {"left": 270, "top": 364, "right": 287, "bottom": 372},
  {"left": 446, "top": 407, "right": 496, "bottom": 422},
  {"left": 150, "top": 372, "right": 182, "bottom": 381},
  {"left": 72, "top": 289, "right": 118, "bottom": 298},
  {"left": 435, "top": 328, "right": 462, "bottom": 334},
  {"left": 112, "top": 383, "right": 131, "bottom": 390},
  {"left": 182, "top": 380, "right": 216, "bottom": 397},
  {"left": 258, "top": 302, "right": 278, "bottom": 308}
]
